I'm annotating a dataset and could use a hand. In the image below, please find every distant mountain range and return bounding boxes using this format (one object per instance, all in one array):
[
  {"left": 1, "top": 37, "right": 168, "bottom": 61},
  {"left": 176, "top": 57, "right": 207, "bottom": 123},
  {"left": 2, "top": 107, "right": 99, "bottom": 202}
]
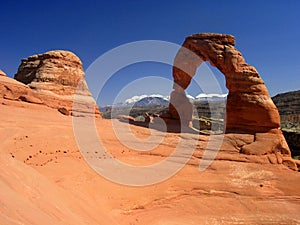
[
  {"left": 194, "top": 93, "right": 228, "bottom": 102},
  {"left": 103, "top": 93, "right": 227, "bottom": 108},
  {"left": 124, "top": 94, "right": 170, "bottom": 105},
  {"left": 99, "top": 91, "right": 299, "bottom": 157},
  {"left": 133, "top": 96, "right": 169, "bottom": 107}
]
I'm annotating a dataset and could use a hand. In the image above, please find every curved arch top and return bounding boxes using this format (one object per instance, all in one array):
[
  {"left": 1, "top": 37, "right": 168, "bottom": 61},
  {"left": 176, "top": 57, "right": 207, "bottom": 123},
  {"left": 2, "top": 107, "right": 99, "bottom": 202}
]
[{"left": 170, "top": 33, "right": 280, "bottom": 134}]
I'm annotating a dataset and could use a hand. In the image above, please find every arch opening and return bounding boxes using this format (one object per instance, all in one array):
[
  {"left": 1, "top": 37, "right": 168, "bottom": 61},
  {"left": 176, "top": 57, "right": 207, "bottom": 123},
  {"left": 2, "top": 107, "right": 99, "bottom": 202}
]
[{"left": 188, "top": 62, "right": 228, "bottom": 133}]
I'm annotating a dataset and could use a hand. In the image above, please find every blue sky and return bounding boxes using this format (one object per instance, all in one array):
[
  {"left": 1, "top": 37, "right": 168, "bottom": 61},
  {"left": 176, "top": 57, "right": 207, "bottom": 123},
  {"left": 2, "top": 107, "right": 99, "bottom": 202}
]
[{"left": 1, "top": 0, "right": 299, "bottom": 106}]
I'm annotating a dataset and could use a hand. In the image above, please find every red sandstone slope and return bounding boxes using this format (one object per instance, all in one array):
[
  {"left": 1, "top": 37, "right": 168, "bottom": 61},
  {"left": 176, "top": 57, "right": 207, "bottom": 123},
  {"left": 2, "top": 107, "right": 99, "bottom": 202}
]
[
  {"left": 0, "top": 102, "right": 117, "bottom": 225},
  {"left": 0, "top": 154, "right": 116, "bottom": 225},
  {"left": 0, "top": 100, "right": 300, "bottom": 225}
]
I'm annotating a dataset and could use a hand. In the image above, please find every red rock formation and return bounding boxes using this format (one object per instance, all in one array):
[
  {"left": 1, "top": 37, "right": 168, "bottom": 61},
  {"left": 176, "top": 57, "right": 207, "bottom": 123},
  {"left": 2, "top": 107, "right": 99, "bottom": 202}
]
[
  {"left": 171, "top": 33, "right": 279, "bottom": 132},
  {"left": 14, "top": 50, "right": 100, "bottom": 117},
  {"left": 0, "top": 70, "right": 41, "bottom": 103},
  {"left": 0, "top": 69, "right": 7, "bottom": 77},
  {"left": 0, "top": 75, "right": 42, "bottom": 104},
  {"left": 170, "top": 33, "right": 293, "bottom": 160}
]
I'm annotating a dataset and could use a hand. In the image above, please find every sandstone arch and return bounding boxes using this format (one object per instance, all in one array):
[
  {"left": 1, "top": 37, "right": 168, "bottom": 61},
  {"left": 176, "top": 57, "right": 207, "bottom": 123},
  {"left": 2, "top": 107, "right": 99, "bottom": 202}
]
[
  {"left": 168, "top": 33, "right": 294, "bottom": 160},
  {"left": 170, "top": 33, "right": 280, "bottom": 134}
]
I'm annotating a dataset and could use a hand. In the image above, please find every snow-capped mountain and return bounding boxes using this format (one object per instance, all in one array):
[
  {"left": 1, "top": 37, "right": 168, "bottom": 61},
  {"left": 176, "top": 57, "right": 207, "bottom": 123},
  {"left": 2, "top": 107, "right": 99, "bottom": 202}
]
[
  {"left": 186, "top": 94, "right": 195, "bottom": 100},
  {"left": 195, "top": 93, "right": 227, "bottom": 98},
  {"left": 133, "top": 96, "right": 169, "bottom": 107},
  {"left": 124, "top": 94, "right": 169, "bottom": 105},
  {"left": 103, "top": 93, "right": 228, "bottom": 109},
  {"left": 194, "top": 93, "right": 227, "bottom": 102}
]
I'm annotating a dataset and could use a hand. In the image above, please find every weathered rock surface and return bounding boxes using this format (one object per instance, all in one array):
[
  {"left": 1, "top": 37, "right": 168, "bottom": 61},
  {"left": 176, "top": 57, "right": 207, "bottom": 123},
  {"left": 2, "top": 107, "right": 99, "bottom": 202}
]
[
  {"left": 169, "top": 88, "right": 193, "bottom": 125},
  {"left": 0, "top": 69, "right": 7, "bottom": 76},
  {"left": 0, "top": 75, "right": 42, "bottom": 104},
  {"left": 117, "top": 114, "right": 135, "bottom": 122},
  {"left": 169, "top": 33, "right": 292, "bottom": 159},
  {"left": 58, "top": 107, "right": 70, "bottom": 116},
  {"left": 14, "top": 50, "right": 100, "bottom": 117}
]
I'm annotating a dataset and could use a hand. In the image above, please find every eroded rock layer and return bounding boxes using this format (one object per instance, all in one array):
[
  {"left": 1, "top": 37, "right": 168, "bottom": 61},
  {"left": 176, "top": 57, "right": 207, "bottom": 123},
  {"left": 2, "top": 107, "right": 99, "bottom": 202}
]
[
  {"left": 0, "top": 69, "right": 7, "bottom": 77},
  {"left": 0, "top": 74, "right": 42, "bottom": 104},
  {"left": 14, "top": 50, "right": 100, "bottom": 117}
]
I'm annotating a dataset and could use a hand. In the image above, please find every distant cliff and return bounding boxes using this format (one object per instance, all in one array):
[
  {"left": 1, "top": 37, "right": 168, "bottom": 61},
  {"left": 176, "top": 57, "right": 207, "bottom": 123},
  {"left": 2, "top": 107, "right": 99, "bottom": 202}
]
[
  {"left": 272, "top": 90, "right": 300, "bottom": 131},
  {"left": 272, "top": 90, "right": 300, "bottom": 157}
]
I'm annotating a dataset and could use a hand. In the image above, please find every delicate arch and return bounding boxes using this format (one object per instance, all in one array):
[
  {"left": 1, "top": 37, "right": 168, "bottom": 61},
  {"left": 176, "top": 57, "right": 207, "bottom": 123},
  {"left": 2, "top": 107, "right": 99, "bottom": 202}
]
[{"left": 169, "top": 33, "right": 280, "bottom": 134}]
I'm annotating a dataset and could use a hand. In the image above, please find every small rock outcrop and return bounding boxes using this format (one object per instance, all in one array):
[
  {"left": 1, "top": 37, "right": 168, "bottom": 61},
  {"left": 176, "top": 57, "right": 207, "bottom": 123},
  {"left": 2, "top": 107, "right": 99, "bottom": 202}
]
[
  {"left": 58, "top": 107, "right": 70, "bottom": 116},
  {"left": 0, "top": 73, "right": 42, "bottom": 104},
  {"left": 0, "top": 69, "right": 7, "bottom": 77},
  {"left": 168, "top": 33, "right": 294, "bottom": 164},
  {"left": 117, "top": 115, "right": 135, "bottom": 122},
  {"left": 14, "top": 50, "right": 100, "bottom": 117}
]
